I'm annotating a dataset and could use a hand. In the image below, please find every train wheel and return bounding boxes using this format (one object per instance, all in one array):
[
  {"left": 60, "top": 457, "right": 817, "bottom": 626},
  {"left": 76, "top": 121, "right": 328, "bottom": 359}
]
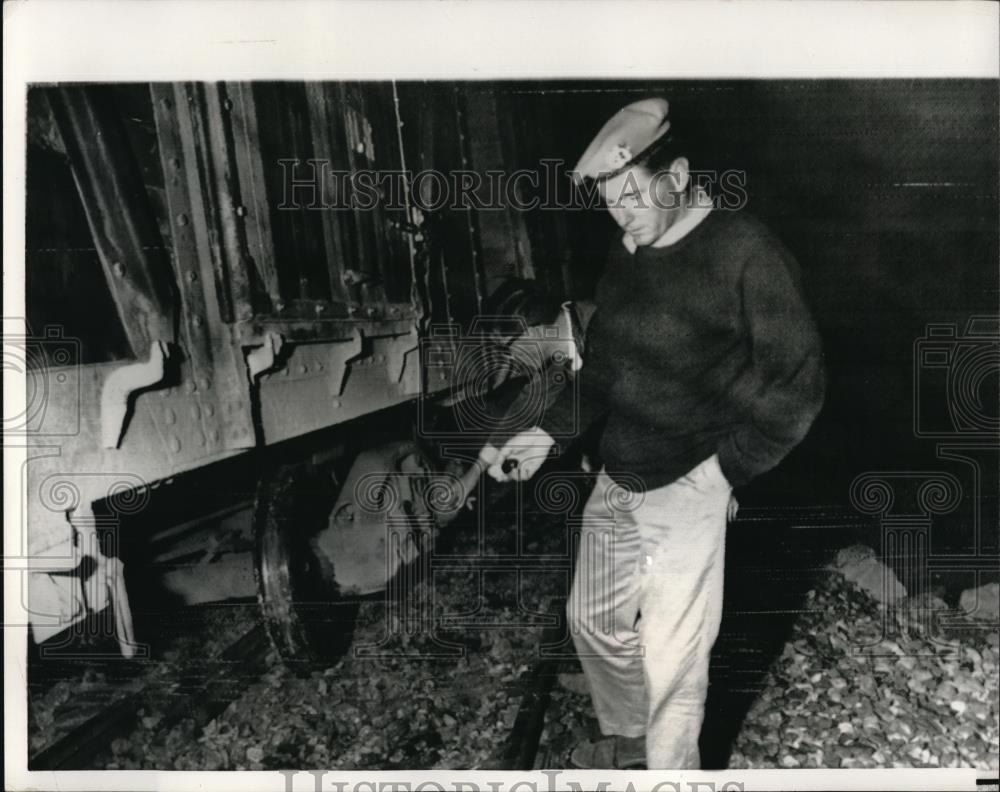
[{"left": 253, "top": 462, "right": 358, "bottom": 674}]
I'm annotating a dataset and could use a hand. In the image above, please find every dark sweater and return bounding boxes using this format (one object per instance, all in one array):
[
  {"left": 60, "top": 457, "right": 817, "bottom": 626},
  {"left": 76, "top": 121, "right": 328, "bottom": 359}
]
[{"left": 539, "top": 209, "right": 825, "bottom": 491}]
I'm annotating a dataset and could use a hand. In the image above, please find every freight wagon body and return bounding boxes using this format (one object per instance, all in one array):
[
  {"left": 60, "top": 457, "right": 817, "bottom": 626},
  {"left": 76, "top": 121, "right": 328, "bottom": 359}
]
[{"left": 21, "top": 81, "right": 572, "bottom": 658}]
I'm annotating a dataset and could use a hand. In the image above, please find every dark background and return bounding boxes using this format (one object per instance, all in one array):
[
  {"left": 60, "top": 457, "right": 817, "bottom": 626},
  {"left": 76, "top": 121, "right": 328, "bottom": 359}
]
[{"left": 485, "top": 79, "right": 998, "bottom": 557}]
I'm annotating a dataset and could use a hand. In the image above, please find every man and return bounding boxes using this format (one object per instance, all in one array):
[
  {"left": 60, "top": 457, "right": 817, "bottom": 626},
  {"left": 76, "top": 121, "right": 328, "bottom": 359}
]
[{"left": 480, "top": 98, "right": 825, "bottom": 769}]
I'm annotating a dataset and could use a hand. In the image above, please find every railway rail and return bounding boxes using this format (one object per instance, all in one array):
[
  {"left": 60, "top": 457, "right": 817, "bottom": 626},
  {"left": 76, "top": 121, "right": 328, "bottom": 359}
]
[{"left": 30, "top": 615, "right": 564, "bottom": 772}]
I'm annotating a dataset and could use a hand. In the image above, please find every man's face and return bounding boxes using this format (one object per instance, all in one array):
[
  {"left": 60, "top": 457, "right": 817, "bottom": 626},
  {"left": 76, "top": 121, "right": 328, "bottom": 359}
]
[{"left": 599, "top": 162, "right": 685, "bottom": 247}]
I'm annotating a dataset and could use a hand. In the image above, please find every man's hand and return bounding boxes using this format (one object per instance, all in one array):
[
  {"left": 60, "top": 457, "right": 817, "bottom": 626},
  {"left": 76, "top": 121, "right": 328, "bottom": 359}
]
[
  {"left": 479, "top": 427, "right": 556, "bottom": 483},
  {"left": 727, "top": 493, "right": 739, "bottom": 523}
]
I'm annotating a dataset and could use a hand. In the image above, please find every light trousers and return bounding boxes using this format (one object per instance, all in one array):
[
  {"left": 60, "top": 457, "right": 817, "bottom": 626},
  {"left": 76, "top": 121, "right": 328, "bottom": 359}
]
[{"left": 567, "top": 454, "right": 731, "bottom": 769}]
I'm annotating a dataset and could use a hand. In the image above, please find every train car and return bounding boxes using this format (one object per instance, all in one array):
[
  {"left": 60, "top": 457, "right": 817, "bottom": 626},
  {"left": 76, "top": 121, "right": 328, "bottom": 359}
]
[{"left": 21, "top": 81, "right": 577, "bottom": 664}]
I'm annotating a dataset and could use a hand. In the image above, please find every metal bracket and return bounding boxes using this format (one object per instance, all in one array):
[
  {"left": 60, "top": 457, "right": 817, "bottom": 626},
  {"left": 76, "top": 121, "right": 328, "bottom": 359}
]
[
  {"left": 385, "top": 326, "right": 421, "bottom": 387},
  {"left": 246, "top": 332, "right": 284, "bottom": 381},
  {"left": 101, "top": 340, "right": 168, "bottom": 449},
  {"left": 330, "top": 328, "right": 364, "bottom": 397}
]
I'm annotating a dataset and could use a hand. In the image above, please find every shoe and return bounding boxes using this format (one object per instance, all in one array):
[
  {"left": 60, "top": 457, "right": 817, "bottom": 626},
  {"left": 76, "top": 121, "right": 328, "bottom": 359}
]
[{"left": 569, "top": 736, "right": 646, "bottom": 770}]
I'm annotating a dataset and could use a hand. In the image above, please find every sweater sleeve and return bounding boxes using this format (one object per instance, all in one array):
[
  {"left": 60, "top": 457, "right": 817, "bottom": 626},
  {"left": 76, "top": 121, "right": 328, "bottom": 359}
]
[
  {"left": 487, "top": 358, "right": 607, "bottom": 448},
  {"left": 488, "top": 299, "right": 606, "bottom": 448},
  {"left": 536, "top": 363, "right": 609, "bottom": 442},
  {"left": 717, "top": 245, "right": 826, "bottom": 487}
]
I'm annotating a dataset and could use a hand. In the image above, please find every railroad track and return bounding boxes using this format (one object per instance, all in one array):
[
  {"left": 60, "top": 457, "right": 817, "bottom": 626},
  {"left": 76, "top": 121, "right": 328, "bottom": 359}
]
[
  {"left": 29, "top": 623, "right": 272, "bottom": 770},
  {"left": 29, "top": 615, "right": 563, "bottom": 772},
  {"left": 27, "top": 500, "right": 869, "bottom": 772}
]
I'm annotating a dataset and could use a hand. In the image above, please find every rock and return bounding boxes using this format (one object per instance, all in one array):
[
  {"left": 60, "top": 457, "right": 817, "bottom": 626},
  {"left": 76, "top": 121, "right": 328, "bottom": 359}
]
[
  {"left": 959, "top": 583, "right": 1000, "bottom": 623},
  {"left": 556, "top": 673, "right": 591, "bottom": 696},
  {"left": 833, "top": 544, "right": 877, "bottom": 569},
  {"left": 837, "top": 553, "right": 907, "bottom": 605}
]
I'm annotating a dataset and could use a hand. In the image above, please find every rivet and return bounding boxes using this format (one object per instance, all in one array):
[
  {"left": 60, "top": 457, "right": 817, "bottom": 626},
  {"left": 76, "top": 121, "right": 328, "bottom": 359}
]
[
  {"left": 347, "top": 305, "right": 358, "bottom": 316},
  {"left": 317, "top": 362, "right": 324, "bottom": 371},
  {"left": 299, "top": 364, "right": 307, "bottom": 374},
  {"left": 192, "top": 315, "right": 203, "bottom": 327},
  {"left": 223, "top": 98, "right": 234, "bottom": 111},
  {"left": 198, "top": 377, "right": 210, "bottom": 390},
  {"left": 187, "top": 271, "right": 198, "bottom": 283},
  {"left": 190, "top": 405, "right": 201, "bottom": 420},
  {"left": 439, "top": 372, "right": 448, "bottom": 381},
  {"left": 332, "top": 398, "right": 341, "bottom": 409},
  {"left": 184, "top": 381, "right": 196, "bottom": 394},
  {"left": 163, "top": 408, "right": 176, "bottom": 426},
  {"left": 235, "top": 205, "right": 246, "bottom": 217},
  {"left": 168, "top": 436, "right": 181, "bottom": 453},
  {"left": 275, "top": 301, "right": 286, "bottom": 313},
  {"left": 176, "top": 213, "right": 189, "bottom": 226},
  {"left": 209, "top": 429, "right": 220, "bottom": 443},
  {"left": 366, "top": 307, "right": 376, "bottom": 318},
  {"left": 197, "top": 431, "right": 207, "bottom": 447},
  {"left": 204, "top": 404, "right": 215, "bottom": 417},
  {"left": 355, "top": 142, "right": 365, "bottom": 155},
  {"left": 112, "top": 261, "right": 125, "bottom": 277},
  {"left": 314, "top": 304, "right": 325, "bottom": 315},
  {"left": 170, "top": 157, "right": 180, "bottom": 170},
  {"left": 377, "top": 354, "right": 385, "bottom": 364}
]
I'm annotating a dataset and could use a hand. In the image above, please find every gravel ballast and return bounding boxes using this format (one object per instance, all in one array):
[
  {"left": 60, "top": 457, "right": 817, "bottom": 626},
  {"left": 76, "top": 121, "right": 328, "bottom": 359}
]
[{"left": 727, "top": 570, "right": 999, "bottom": 770}]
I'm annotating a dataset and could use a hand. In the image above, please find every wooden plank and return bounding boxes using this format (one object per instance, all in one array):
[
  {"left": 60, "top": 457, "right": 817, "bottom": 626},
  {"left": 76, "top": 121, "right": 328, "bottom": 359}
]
[
  {"left": 340, "top": 82, "right": 389, "bottom": 305},
  {"left": 304, "top": 82, "right": 352, "bottom": 305},
  {"left": 47, "top": 86, "right": 176, "bottom": 354},
  {"left": 228, "top": 82, "right": 282, "bottom": 309}
]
